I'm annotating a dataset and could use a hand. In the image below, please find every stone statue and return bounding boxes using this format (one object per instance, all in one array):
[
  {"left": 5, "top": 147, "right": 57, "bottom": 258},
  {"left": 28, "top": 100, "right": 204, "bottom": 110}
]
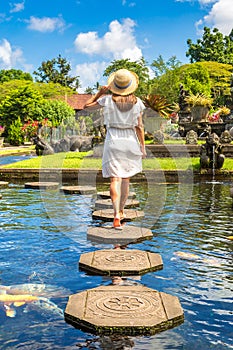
[
  {"left": 33, "top": 136, "right": 54, "bottom": 156},
  {"left": 33, "top": 135, "right": 93, "bottom": 156},
  {"left": 185, "top": 130, "right": 198, "bottom": 144},
  {"left": 200, "top": 133, "right": 225, "bottom": 169},
  {"left": 153, "top": 130, "right": 164, "bottom": 144},
  {"left": 220, "top": 130, "right": 232, "bottom": 144},
  {"left": 178, "top": 84, "right": 189, "bottom": 112}
]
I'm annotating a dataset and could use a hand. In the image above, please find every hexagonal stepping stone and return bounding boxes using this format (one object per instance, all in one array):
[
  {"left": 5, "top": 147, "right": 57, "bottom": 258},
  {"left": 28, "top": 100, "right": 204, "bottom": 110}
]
[
  {"left": 79, "top": 249, "right": 163, "bottom": 275},
  {"left": 92, "top": 209, "right": 144, "bottom": 222},
  {"left": 64, "top": 285, "right": 184, "bottom": 335},
  {"left": 94, "top": 198, "right": 139, "bottom": 210},
  {"left": 87, "top": 225, "right": 152, "bottom": 245},
  {"left": 97, "top": 191, "right": 136, "bottom": 200},
  {"left": 0, "top": 181, "right": 9, "bottom": 188},
  {"left": 24, "top": 182, "right": 59, "bottom": 190},
  {"left": 60, "top": 185, "right": 96, "bottom": 195}
]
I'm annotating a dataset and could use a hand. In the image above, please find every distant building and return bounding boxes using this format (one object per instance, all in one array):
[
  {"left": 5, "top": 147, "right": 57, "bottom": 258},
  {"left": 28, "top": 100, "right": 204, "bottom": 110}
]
[
  {"left": 65, "top": 93, "right": 104, "bottom": 127},
  {"left": 65, "top": 94, "right": 92, "bottom": 116}
]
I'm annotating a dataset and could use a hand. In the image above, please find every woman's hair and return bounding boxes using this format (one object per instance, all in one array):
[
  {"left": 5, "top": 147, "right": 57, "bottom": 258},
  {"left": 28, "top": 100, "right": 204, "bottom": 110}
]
[{"left": 112, "top": 93, "right": 137, "bottom": 112}]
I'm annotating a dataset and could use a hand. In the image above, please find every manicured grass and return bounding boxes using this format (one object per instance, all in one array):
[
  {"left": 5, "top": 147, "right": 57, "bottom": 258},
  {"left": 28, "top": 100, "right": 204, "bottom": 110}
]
[{"left": 3, "top": 150, "right": 233, "bottom": 171}]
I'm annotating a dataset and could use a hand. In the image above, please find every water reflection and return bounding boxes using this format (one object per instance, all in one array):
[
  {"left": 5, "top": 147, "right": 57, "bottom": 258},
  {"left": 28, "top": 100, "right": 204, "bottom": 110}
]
[{"left": 0, "top": 182, "right": 232, "bottom": 349}]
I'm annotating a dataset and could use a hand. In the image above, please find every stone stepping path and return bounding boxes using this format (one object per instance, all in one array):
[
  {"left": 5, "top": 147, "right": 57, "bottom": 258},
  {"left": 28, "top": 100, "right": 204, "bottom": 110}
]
[
  {"left": 97, "top": 190, "right": 136, "bottom": 200},
  {"left": 79, "top": 249, "right": 163, "bottom": 275},
  {"left": 60, "top": 185, "right": 96, "bottom": 195},
  {"left": 87, "top": 225, "right": 153, "bottom": 245},
  {"left": 92, "top": 208, "right": 144, "bottom": 222},
  {"left": 24, "top": 182, "right": 60, "bottom": 190},
  {"left": 65, "top": 183, "right": 184, "bottom": 335},
  {"left": 94, "top": 198, "right": 139, "bottom": 210},
  {"left": 64, "top": 285, "right": 184, "bottom": 335},
  {"left": 0, "top": 181, "right": 9, "bottom": 188}
]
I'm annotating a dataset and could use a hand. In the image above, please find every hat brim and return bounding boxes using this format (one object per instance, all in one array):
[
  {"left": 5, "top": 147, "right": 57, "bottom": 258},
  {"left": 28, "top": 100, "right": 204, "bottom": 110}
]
[{"left": 107, "top": 70, "right": 139, "bottom": 96}]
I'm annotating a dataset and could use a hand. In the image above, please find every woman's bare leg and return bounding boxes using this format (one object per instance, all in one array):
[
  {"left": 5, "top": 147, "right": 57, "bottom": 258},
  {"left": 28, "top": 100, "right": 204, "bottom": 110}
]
[
  {"left": 110, "top": 177, "right": 122, "bottom": 227},
  {"left": 119, "top": 178, "right": 130, "bottom": 219}
]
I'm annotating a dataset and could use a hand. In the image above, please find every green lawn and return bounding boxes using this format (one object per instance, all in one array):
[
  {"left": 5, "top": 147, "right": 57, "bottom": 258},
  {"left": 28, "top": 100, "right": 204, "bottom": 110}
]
[{"left": 2, "top": 150, "right": 233, "bottom": 171}]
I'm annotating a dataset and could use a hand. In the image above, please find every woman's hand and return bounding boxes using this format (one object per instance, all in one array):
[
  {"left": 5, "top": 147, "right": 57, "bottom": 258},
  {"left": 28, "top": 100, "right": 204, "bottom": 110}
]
[
  {"left": 99, "top": 85, "right": 109, "bottom": 94},
  {"left": 140, "top": 145, "right": 147, "bottom": 159}
]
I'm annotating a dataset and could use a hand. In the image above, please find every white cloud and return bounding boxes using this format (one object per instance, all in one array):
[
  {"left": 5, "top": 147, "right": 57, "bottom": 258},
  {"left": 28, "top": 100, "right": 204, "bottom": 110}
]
[
  {"left": 10, "top": 2, "right": 25, "bottom": 13},
  {"left": 74, "top": 61, "right": 108, "bottom": 91},
  {"left": 200, "top": 0, "right": 233, "bottom": 34},
  {"left": 198, "top": 0, "right": 217, "bottom": 4},
  {"left": 122, "top": 0, "right": 136, "bottom": 6},
  {"left": 27, "top": 15, "right": 66, "bottom": 33},
  {"left": 177, "top": 0, "right": 233, "bottom": 35},
  {"left": 0, "top": 38, "right": 23, "bottom": 69},
  {"left": 74, "top": 18, "right": 142, "bottom": 61},
  {"left": 0, "top": 13, "right": 12, "bottom": 23}
]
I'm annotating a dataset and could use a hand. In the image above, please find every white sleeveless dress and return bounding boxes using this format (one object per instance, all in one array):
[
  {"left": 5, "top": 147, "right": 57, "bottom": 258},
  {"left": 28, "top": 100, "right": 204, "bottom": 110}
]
[{"left": 97, "top": 95, "right": 145, "bottom": 178}]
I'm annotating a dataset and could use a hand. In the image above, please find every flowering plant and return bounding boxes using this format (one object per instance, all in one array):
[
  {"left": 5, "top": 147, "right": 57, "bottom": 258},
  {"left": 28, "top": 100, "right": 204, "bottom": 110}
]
[
  {"left": 0, "top": 125, "right": 5, "bottom": 136},
  {"left": 208, "top": 107, "right": 231, "bottom": 123},
  {"left": 208, "top": 112, "right": 221, "bottom": 123},
  {"left": 22, "top": 120, "right": 39, "bottom": 139},
  {"left": 22, "top": 119, "right": 50, "bottom": 140}
]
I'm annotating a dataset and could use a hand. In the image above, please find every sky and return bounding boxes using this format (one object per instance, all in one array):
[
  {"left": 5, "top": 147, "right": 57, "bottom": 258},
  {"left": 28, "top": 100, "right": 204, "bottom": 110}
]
[{"left": 0, "top": 0, "right": 232, "bottom": 91}]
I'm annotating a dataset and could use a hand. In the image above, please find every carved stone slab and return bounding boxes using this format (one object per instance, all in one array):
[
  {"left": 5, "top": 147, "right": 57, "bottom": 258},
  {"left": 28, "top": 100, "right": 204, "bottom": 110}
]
[
  {"left": 24, "top": 182, "right": 59, "bottom": 190},
  {"left": 97, "top": 191, "right": 136, "bottom": 200},
  {"left": 0, "top": 181, "right": 9, "bottom": 188},
  {"left": 60, "top": 185, "right": 96, "bottom": 195},
  {"left": 87, "top": 225, "right": 153, "bottom": 245},
  {"left": 92, "top": 209, "right": 144, "bottom": 222},
  {"left": 79, "top": 249, "right": 163, "bottom": 275},
  {"left": 65, "top": 285, "right": 184, "bottom": 335},
  {"left": 94, "top": 198, "right": 139, "bottom": 210}
]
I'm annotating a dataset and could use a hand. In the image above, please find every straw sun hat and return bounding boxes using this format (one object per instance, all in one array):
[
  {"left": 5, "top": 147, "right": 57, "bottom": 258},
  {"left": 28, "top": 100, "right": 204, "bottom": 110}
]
[{"left": 107, "top": 69, "right": 139, "bottom": 96}]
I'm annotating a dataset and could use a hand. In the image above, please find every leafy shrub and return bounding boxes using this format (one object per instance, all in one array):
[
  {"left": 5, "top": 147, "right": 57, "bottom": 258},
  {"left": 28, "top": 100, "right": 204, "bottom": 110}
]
[{"left": 7, "top": 117, "right": 24, "bottom": 145}]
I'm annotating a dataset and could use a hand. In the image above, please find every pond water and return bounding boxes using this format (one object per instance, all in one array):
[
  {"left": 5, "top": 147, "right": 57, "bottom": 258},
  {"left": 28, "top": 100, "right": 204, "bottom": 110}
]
[
  {"left": 0, "top": 179, "right": 232, "bottom": 350},
  {"left": 0, "top": 154, "right": 35, "bottom": 166}
]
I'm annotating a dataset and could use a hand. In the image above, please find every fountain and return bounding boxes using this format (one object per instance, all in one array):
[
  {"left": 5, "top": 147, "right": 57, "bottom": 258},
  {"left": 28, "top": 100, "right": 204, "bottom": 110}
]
[{"left": 200, "top": 132, "right": 225, "bottom": 171}]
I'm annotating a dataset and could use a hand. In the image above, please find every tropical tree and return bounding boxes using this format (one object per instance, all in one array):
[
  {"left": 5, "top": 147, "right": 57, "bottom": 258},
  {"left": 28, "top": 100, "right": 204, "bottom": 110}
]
[
  {"left": 0, "top": 85, "right": 44, "bottom": 131},
  {"left": 41, "top": 99, "right": 75, "bottom": 127},
  {"left": 0, "top": 69, "right": 33, "bottom": 82},
  {"left": 149, "top": 67, "right": 182, "bottom": 104},
  {"left": 35, "top": 82, "right": 76, "bottom": 99},
  {"left": 148, "top": 61, "right": 233, "bottom": 106},
  {"left": 84, "top": 86, "right": 95, "bottom": 94},
  {"left": 151, "top": 55, "right": 182, "bottom": 77},
  {"left": 103, "top": 58, "right": 150, "bottom": 96},
  {"left": 186, "top": 27, "right": 233, "bottom": 64},
  {"left": 178, "top": 63, "right": 211, "bottom": 96},
  {"left": 0, "top": 80, "right": 32, "bottom": 102},
  {"left": 33, "top": 54, "right": 80, "bottom": 89}
]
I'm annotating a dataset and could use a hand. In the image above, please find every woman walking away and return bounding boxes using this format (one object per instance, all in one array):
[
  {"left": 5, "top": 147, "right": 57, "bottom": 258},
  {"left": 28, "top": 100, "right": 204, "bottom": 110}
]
[{"left": 84, "top": 69, "right": 146, "bottom": 230}]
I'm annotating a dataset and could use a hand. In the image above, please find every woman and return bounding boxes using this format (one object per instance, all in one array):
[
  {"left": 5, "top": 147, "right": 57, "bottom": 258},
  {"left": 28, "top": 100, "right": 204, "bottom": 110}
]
[{"left": 84, "top": 69, "right": 146, "bottom": 229}]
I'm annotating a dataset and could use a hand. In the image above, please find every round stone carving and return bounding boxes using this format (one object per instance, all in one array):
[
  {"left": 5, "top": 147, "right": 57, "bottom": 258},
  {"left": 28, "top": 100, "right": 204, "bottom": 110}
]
[
  {"left": 103, "top": 252, "right": 146, "bottom": 264},
  {"left": 79, "top": 249, "right": 163, "bottom": 275},
  {"left": 94, "top": 292, "right": 161, "bottom": 316},
  {"left": 65, "top": 285, "right": 184, "bottom": 335}
]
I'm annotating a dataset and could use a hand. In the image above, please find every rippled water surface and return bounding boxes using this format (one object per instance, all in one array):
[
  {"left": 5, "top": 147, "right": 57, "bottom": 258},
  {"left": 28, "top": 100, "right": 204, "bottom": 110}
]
[{"left": 0, "top": 179, "right": 232, "bottom": 350}]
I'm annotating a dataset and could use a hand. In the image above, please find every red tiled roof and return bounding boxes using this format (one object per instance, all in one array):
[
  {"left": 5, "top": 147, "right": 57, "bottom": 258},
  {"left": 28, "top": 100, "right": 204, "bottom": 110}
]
[{"left": 65, "top": 94, "right": 92, "bottom": 110}]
